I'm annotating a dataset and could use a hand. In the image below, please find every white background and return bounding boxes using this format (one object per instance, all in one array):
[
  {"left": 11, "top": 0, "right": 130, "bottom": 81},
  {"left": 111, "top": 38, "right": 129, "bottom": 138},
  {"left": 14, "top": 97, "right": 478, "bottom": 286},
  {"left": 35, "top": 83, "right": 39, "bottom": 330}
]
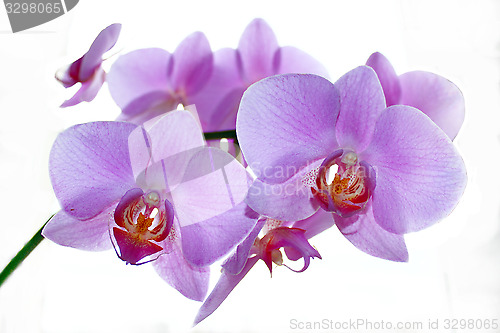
[{"left": 0, "top": 0, "right": 499, "bottom": 332}]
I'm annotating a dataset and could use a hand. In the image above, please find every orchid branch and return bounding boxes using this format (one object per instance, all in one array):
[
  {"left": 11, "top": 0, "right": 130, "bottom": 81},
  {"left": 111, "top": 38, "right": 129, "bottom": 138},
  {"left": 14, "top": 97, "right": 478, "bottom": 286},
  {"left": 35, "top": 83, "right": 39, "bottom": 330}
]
[{"left": 0, "top": 214, "right": 54, "bottom": 288}]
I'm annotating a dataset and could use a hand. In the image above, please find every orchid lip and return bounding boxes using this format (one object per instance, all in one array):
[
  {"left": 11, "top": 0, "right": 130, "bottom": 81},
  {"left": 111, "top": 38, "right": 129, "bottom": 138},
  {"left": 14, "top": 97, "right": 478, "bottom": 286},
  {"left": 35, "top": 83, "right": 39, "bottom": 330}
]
[
  {"left": 111, "top": 188, "right": 174, "bottom": 265},
  {"left": 257, "top": 226, "right": 321, "bottom": 275},
  {"left": 312, "top": 149, "right": 374, "bottom": 218}
]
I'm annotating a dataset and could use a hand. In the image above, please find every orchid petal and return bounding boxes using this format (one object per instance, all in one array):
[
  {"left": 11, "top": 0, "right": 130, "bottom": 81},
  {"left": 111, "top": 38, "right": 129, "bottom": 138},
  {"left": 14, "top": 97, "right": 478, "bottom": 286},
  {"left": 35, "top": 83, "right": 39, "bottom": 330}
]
[
  {"left": 172, "top": 147, "right": 251, "bottom": 226},
  {"left": 115, "top": 100, "right": 179, "bottom": 125},
  {"left": 170, "top": 32, "right": 213, "bottom": 96},
  {"left": 50, "top": 121, "right": 137, "bottom": 220},
  {"left": 237, "top": 18, "right": 279, "bottom": 82},
  {"left": 112, "top": 227, "right": 163, "bottom": 265},
  {"left": 193, "top": 256, "right": 259, "bottom": 326},
  {"left": 190, "top": 48, "right": 245, "bottom": 131},
  {"left": 261, "top": 227, "right": 321, "bottom": 273},
  {"left": 237, "top": 74, "right": 340, "bottom": 184},
  {"left": 362, "top": 105, "right": 467, "bottom": 234},
  {"left": 60, "top": 69, "right": 105, "bottom": 107},
  {"left": 399, "top": 71, "right": 465, "bottom": 140},
  {"left": 291, "top": 209, "right": 335, "bottom": 240},
  {"left": 133, "top": 111, "right": 206, "bottom": 191},
  {"left": 334, "top": 203, "right": 408, "bottom": 262},
  {"left": 55, "top": 62, "right": 78, "bottom": 88},
  {"left": 334, "top": 66, "right": 386, "bottom": 153},
  {"left": 135, "top": 160, "right": 170, "bottom": 193},
  {"left": 113, "top": 188, "right": 143, "bottom": 229},
  {"left": 365, "top": 52, "right": 401, "bottom": 106},
  {"left": 147, "top": 110, "right": 205, "bottom": 167},
  {"left": 153, "top": 240, "right": 209, "bottom": 301},
  {"left": 207, "top": 87, "right": 246, "bottom": 131},
  {"left": 42, "top": 206, "right": 115, "bottom": 251},
  {"left": 181, "top": 202, "right": 259, "bottom": 267},
  {"left": 79, "top": 23, "right": 121, "bottom": 81},
  {"left": 126, "top": 126, "right": 154, "bottom": 181},
  {"left": 276, "top": 46, "right": 329, "bottom": 78},
  {"left": 222, "top": 218, "right": 265, "bottom": 275},
  {"left": 121, "top": 93, "right": 176, "bottom": 118},
  {"left": 107, "top": 48, "right": 171, "bottom": 115},
  {"left": 246, "top": 159, "right": 323, "bottom": 221}
]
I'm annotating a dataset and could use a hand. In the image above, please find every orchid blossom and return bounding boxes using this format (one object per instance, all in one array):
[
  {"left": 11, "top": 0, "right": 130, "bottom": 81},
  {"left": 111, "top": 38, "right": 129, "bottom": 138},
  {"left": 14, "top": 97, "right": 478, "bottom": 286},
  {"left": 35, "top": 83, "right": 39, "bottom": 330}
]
[
  {"left": 194, "top": 210, "right": 331, "bottom": 325},
  {"left": 236, "top": 68, "right": 467, "bottom": 262},
  {"left": 107, "top": 18, "right": 328, "bottom": 133},
  {"left": 56, "top": 23, "right": 121, "bottom": 107},
  {"left": 366, "top": 52, "right": 465, "bottom": 140},
  {"left": 191, "top": 18, "right": 330, "bottom": 132},
  {"left": 43, "top": 110, "right": 258, "bottom": 301},
  {"left": 107, "top": 32, "right": 213, "bottom": 125}
]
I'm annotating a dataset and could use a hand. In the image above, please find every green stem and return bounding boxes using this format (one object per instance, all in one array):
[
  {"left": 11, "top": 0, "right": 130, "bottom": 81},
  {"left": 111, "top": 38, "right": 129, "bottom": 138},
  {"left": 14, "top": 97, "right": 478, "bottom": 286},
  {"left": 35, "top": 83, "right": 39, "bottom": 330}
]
[
  {"left": 203, "top": 130, "right": 238, "bottom": 144},
  {"left": 0, "top": 215, "right": 53, "bottom": 288}
]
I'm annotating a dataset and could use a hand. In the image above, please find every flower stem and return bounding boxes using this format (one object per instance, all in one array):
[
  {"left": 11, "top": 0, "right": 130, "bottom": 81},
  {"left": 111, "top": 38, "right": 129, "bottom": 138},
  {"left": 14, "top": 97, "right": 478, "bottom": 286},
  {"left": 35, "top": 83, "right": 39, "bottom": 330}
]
[
  {"left": 203, "top": 130, "right": 238, "bottom": 144},
  {"left": 0, "top": 214, "right": 54, "bottom": 288}
]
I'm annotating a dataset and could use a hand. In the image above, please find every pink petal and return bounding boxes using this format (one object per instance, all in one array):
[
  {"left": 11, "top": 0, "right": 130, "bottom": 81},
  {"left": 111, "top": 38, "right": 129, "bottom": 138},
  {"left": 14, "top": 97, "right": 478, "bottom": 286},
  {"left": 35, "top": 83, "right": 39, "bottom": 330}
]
[
  {"left": 181, "top": 202, "right": 259, "bottom": 266},
  {"left": 60, "top": 69, "right": 105, "bottom": 107},
  {"left": 55, "top": 62, "right": 78, "bottom": 88},
  {"left": 236, "top": 74, "right": 340, "bottom": 184},
  {"left": 334, "top": 203, "right": 409, "bottom": 262},
  {"left": 193, "top": 256, "right": 259, "bottom": 326},
  {"left": 107, "top": 48, "right": 172, "bottom": 115},
  {"left": 365, "top": 52, "right": 401, "bottom": 106},
  {"left": 399, "top": 71, "right": 465, "bottom": 140},
  {"left": 291, "top": 209, "right": 335, "bottom": 240},
  {"left": 112, "top": 227, "right": 163, "bottom": 265},
  {"left": 115, "top": 100, "right": 178, "bottom": 125},
  {"left": 261, "top": 227, "right": 321, "bottom": 273},
  {"left": 79, "top": 23, "right": 121, "bottom": 81},
  {"left": 170, "top": 32, "right": 213, "bottom": 96},
  {"left": 362, "top": 105, "right": 467, "bottom": 234},
  {"left": 124, "top": 126, "right": 154, "bottom": 181},
  {"left": 42, "top": 206, "right": 115, "bottom": 251},
  {"left": 153, "top": 240, "right": 209, "bottom": 301},
  {"left": 237, "top": 18, "right": 279, "bottom": 82},
  {"left": 334, "top": 66, "right": 386, "bottom": 153},
  {"left": 49, "top": 121, "right": 137, "bottom": 220},
  {"left": 189, "top": 48, "right": 245, "bottom": 132},
  {"left": 206, "top": 87, "right": 246, "bottom": 131},
  {"left": 171, "top": 148, "right": 251, "bottom": 226},
  {"left": 126, "top": 111, "right": 206, "bottom": 191},
  {"left": 134, "top": 161, "right": 170, "bottom": 193},
  {"left": 147, "top": 110, "right": 205, "bottom": 168},
  {"left": 245, "top": 159, "right": 323, "bottom": 222},
  {"left": 221, "top": 218, "right": 265, "bottom": 275}
]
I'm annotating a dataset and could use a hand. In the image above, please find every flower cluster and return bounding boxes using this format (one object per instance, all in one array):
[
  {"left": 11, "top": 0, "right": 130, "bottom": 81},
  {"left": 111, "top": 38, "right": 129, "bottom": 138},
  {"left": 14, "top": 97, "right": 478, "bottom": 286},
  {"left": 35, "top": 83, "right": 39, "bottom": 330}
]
[{"left": 47, "top": 19, "right": 467, "bottom": 324}]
